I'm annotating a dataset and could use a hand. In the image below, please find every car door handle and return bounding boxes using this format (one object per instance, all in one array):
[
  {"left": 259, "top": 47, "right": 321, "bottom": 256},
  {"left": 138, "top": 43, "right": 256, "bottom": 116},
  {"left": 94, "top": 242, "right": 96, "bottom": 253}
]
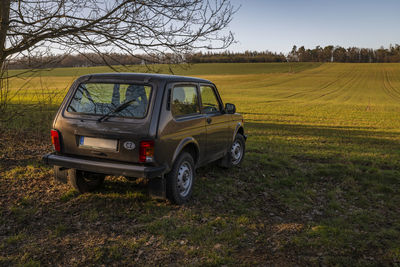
[{"left": 206, "top": 117, "right": 212, "bottom": 124}]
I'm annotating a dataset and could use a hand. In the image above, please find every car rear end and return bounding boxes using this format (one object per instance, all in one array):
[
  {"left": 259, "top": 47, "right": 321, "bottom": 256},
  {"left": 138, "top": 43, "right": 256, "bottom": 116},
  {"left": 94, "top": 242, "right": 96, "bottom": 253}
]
[{"left": 43, "top": 74, "right": 166, "bottom": 179}]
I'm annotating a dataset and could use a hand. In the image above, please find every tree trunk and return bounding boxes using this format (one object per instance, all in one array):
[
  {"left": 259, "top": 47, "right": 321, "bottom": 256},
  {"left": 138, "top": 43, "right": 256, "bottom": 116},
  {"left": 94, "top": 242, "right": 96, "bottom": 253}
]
[
  {"left": 0, "top": 0, "right": 10, "bottom": 118},
  {"left": 0, "top": 0, "right": 10, "bottom": 72}
]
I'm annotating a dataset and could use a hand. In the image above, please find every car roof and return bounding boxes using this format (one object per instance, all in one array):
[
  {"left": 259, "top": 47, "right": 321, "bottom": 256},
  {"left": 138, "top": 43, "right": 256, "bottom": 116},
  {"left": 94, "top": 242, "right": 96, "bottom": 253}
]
[{"left": 78, "top": 73, "right": 212, "bottom": 84}]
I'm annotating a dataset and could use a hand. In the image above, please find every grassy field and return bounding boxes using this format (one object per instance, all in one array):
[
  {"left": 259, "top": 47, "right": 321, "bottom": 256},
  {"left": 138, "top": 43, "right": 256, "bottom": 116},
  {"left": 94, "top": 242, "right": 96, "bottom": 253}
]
[{"left": 1, "top": 62, "right": 400, "bottom": 265}]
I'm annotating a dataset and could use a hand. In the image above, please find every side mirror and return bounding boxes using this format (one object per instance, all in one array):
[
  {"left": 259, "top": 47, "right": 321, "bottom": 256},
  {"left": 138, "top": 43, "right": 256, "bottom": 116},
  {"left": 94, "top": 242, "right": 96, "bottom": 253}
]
[{"left": 225, "top": 103, "right": 236, "bottom": 114}]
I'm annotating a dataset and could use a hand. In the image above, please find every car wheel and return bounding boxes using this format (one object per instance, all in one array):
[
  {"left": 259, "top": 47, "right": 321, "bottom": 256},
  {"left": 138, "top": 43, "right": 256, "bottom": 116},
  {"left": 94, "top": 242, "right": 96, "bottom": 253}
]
[
  {"left": 219, "top": 133, "right": 246, "bottom": 168},
  {"left": 68, "top": 169, "right": 105, "bottom": 193},
  {"left": 166, "top": 152, "right": 195, "bottom": 204}
]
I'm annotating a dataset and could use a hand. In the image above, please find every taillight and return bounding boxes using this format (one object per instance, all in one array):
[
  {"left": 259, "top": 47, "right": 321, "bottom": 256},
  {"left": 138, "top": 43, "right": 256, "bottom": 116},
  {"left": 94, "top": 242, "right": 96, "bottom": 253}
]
[
  {"left": 51, "top": 129, "right": 61, "bottom": 152},
  {"left": 139, "top": 140, "right": 154, "bottom": 163}
]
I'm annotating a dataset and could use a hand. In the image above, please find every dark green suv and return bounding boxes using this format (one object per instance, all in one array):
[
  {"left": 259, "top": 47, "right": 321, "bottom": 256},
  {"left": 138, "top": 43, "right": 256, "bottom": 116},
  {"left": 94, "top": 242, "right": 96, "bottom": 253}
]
[{"left": 43, "top": 73, "right": 246, "bottom": 204}]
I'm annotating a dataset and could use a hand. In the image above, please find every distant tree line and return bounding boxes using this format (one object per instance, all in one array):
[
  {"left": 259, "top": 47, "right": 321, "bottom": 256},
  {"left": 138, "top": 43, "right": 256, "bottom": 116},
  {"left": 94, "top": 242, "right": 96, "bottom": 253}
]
[
  {"left": 288, "top": 45, "right": 400, "bottom": 63},
  {"left": 186, "top": 51, "right": 286, "bottom": 63},
  {"left": 8, "top": 53, "right": 184, "bottom": 69},
  {"left": 7, "top": 45, "right": 400, "bottom": 69},
  {"left": 198, "top": 45, "right": 400, "bottom": 63}
]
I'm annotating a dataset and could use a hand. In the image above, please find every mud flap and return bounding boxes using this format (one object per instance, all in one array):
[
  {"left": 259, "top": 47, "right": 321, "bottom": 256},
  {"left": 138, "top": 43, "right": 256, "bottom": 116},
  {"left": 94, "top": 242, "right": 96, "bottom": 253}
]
[
  {"left": 53, "top": 166, "right": 69, "bottom": 184},
  {"left": 148, "top": 175, "right": 166, "bottom": 199},
  {"left": 218, "top": 151, "right": 232, "bottom": 168}
]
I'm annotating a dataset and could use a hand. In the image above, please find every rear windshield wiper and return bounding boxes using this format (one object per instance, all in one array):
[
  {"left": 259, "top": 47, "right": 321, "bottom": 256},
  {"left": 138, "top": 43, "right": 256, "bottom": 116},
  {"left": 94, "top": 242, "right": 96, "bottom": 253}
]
[{"left": 98, "top": 98, "right": 136, "bottom": 122}]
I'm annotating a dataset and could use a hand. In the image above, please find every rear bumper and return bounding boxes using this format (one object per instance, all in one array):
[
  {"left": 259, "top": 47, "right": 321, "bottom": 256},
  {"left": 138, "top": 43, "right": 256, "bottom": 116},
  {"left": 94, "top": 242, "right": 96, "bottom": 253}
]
[{"left": 42, "top": 153, "right": 166, "bottom": 179}]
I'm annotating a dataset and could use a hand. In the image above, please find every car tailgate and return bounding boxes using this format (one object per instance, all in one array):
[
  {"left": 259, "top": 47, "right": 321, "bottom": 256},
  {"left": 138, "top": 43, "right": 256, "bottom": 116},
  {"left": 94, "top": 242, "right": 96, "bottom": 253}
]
[{"left": 55, "top": 118, "right": 150, "bottom": 163}]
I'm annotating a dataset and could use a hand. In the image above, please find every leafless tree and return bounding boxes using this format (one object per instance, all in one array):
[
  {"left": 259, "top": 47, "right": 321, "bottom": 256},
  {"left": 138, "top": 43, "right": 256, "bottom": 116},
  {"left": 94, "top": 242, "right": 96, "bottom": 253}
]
[{"left": 0, "top": 0, "right": 236, "bottom": 121}]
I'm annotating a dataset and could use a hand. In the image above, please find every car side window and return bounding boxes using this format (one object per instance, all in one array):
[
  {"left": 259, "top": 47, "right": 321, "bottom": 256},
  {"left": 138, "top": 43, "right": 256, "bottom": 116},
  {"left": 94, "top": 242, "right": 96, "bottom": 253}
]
[
  {"left": 200, "top": 86, "right": 221, "bottom": 114},
  {"left": 171, "top": 85, "right": 200, "bottom": 117}
]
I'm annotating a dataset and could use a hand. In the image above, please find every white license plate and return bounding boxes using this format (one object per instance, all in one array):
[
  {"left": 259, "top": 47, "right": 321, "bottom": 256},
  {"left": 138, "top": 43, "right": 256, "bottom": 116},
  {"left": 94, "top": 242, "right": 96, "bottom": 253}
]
[{"left": 79, "top": 136, "right": 117, "bottom": 151}]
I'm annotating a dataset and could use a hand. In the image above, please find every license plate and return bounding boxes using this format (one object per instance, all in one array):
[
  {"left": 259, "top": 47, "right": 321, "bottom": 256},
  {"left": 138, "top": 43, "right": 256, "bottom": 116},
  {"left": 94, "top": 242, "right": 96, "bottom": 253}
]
[{"left": 79, "top": 136, "right": 118, "bottom": 151}]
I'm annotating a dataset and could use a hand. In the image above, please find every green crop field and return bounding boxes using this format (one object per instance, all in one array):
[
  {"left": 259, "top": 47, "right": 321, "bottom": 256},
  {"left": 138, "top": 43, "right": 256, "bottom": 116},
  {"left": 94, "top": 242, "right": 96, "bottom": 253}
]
[{"left": 1, "top": 63, "right": 400, "bottom": 265}]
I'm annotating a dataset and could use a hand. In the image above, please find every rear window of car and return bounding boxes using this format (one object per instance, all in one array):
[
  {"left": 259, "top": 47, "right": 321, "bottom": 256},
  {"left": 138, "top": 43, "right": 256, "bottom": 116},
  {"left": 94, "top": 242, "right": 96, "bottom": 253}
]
[{"left": 67, "top": 83, "right": 152, "bottom": 118}]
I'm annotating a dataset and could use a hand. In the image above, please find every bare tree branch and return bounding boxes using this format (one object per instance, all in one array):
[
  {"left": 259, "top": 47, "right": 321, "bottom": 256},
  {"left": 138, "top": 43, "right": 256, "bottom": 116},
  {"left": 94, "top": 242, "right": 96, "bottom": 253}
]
[
  {"left": 4, "top": 0, "right": 236, "bottom": 60},
  {"left": 0, "top": 0, "right": 237, "bottom": 123}
]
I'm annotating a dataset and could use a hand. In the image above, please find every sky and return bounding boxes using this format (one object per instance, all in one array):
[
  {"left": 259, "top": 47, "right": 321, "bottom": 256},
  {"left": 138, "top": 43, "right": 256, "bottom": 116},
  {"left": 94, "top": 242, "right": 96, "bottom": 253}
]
[{"left": 227, "top": 0, "right": 400, "bottom": 53}]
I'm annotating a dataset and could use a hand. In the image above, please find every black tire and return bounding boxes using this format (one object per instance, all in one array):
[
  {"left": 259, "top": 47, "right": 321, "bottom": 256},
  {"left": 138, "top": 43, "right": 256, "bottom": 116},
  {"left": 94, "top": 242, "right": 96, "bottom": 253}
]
[
  {"left": 166, "top": 152, "right": 195, "bottom": 204},
  {"left": 219, "top": 133, "right": 246, "bottom": 168},
  {"left": 68, "top": 169, "right": 105, "bottom": 193}
]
